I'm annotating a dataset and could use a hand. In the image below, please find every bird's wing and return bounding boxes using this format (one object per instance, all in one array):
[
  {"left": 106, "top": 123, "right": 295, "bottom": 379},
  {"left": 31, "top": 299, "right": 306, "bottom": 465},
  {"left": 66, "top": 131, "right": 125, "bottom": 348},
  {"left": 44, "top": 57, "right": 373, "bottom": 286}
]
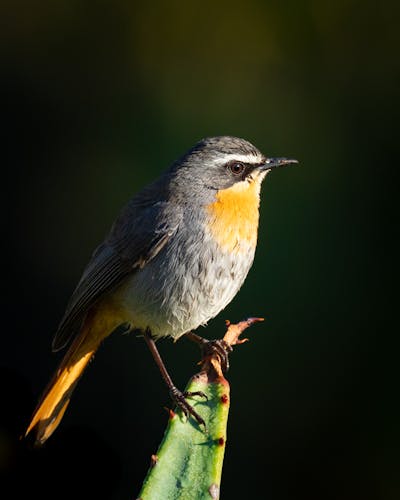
[{"left": 52, "top": 184, "right": 181, "bottom": 352}]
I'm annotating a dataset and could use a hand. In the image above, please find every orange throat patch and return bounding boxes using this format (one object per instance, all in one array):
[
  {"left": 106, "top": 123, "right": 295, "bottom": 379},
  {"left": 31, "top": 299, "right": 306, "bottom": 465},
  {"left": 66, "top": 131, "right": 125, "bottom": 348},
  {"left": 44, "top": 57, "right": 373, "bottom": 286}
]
[{"left": 206, "top": 179, "right": 261, "bottom": 253}]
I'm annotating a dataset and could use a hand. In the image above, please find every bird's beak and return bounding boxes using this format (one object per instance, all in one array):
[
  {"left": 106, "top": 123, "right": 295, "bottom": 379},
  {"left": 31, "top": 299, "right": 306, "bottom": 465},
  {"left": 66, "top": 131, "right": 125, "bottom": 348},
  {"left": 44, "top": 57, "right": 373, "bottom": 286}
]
[{"left": 261, "top": 157, "right": 299, "bottom": 171}]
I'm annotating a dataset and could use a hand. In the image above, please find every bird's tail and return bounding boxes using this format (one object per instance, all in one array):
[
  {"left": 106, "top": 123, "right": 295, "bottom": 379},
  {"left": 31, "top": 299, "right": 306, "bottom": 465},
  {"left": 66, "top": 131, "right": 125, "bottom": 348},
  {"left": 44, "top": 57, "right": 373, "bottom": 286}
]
[{"left": 24, "top": 325, "right": 101, "bottom": 446}]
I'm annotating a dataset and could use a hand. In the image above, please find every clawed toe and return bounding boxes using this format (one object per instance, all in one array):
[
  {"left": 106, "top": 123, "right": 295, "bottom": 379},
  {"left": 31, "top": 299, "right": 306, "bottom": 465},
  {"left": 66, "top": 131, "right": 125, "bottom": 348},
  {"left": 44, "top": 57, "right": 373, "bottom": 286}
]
[
  {"left": 169, "top": 386, "right": 206, "bottom": 427},
  {"left": 183, "top": 390, "right": 208, "bottom": 400},
  {"left": 202, "top": 339, "right": 233, "bottom": 372}
]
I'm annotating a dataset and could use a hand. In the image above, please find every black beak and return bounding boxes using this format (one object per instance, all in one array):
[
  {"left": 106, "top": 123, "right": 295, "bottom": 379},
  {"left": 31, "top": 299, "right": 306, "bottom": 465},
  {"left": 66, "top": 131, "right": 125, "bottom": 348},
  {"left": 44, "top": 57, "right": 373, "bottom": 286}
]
[{"left": 261, "top": 157, "right": 299, "bottom": 171}]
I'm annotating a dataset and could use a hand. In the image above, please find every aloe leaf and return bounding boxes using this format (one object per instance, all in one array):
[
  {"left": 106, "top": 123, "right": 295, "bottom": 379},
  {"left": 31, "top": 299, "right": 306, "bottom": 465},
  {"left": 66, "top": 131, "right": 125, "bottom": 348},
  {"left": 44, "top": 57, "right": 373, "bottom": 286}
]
[
  {"left": 138, "top": 373, "right": 229, "bottom": 500},
  {"left": 136, "top": 318, "right": 263, "bottom": 500}
]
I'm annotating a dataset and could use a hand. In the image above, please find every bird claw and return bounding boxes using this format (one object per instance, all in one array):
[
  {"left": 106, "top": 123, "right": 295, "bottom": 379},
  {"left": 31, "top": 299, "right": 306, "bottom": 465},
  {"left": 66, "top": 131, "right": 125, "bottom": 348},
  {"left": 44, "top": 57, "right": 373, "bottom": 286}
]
[
  {"left": 169, "top": 386, "right": 206, "bottom": 428},
  {"left": 183, "top": 390, "right": 208, "bottom": 400},
  {"left": 201, "top": 339, "right": 233, "bottom": 372}
]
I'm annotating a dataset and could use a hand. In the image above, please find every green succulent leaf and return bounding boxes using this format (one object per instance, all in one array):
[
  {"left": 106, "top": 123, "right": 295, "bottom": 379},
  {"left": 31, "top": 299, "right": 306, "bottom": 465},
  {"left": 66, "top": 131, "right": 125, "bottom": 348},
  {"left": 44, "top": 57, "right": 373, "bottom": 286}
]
[{"left": 137, "top": 374, "right": 230, "bottom": 500}]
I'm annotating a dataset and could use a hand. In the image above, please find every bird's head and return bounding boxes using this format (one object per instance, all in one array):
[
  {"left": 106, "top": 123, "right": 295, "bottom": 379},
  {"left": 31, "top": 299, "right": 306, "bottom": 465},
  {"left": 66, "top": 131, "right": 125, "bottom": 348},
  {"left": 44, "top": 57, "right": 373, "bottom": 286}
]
[
  {"left": 170, "top": 136, "right": 298, "bottom": 199},
  {"left": 168, "top": 136, "right": 298, "bottom": 253}
]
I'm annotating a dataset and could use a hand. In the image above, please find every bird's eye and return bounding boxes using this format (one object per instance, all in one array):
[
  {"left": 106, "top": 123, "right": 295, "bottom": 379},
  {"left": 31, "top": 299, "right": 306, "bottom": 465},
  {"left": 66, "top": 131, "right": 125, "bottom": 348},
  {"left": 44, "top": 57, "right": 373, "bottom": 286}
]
[{"left": 228, "top": 162, "right": 245, "bottom": 176}]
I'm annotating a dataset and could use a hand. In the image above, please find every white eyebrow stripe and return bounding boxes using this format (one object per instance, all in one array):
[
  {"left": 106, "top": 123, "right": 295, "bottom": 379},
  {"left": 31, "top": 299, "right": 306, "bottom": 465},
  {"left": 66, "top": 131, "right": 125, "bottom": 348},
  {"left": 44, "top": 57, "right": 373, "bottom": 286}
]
[{"left": 212, "top": 153, "right": 264, "bottom": 166}]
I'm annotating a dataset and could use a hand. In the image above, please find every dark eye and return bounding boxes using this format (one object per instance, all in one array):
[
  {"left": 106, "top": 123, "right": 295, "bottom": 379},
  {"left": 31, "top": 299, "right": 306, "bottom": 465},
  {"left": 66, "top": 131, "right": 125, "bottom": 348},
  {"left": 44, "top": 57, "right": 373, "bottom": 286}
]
[{"left": 228, "top": 162, "right": 246, "bottom": 176}]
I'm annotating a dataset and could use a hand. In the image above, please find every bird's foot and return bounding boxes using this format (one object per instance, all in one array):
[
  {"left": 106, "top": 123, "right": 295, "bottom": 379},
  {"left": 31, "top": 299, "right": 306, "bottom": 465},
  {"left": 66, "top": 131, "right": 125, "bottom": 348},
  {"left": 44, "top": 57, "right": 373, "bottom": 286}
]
[
  {"left": 201, "top": 339, "right": 233, "bottom": 372},
  {"left": 169, "top": 386, "right": 207, "bottom": 427},
  {"left": 186, "top": 332, "right": 233, "bottom": 372}
]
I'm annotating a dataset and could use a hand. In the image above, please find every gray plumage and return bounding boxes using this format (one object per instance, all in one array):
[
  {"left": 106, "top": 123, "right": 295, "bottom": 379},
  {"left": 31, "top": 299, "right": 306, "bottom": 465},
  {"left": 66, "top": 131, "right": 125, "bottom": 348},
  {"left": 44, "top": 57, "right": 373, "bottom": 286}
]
[
  {"left": 26, "top": 135, "right": 298, "bottom": 446},
  {"left": 52, "top": 136, "right": 267, "bottom": 350}
]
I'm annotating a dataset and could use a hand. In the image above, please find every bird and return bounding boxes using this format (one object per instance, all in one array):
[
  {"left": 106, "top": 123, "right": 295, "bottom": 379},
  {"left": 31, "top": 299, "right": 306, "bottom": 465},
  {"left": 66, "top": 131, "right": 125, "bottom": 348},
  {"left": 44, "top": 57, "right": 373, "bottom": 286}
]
[{"left": 24, "top": 136, "right": 297, "bottom": 445}]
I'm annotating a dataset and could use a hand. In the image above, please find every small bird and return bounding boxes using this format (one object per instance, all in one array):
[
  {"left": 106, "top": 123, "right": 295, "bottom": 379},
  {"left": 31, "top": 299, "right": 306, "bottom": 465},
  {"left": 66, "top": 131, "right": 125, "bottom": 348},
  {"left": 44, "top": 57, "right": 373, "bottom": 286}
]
[{"left": 25, "top": 136, "right": 297, "bottom": 445}]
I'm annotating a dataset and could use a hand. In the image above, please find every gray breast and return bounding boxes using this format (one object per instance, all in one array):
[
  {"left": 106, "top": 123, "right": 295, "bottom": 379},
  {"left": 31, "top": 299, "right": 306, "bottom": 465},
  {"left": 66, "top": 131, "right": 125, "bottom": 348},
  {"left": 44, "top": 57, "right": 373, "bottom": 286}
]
[{"left": 116, "top": 222, "right": 256, "bottom": 340}]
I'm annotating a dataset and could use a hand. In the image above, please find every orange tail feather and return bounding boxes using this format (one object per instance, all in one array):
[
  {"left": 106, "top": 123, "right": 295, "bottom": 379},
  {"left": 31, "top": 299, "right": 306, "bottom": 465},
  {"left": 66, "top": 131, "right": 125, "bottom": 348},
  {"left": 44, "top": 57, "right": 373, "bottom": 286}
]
[{"left": 25, "top": 331, "right": 100, "bottom": 446}]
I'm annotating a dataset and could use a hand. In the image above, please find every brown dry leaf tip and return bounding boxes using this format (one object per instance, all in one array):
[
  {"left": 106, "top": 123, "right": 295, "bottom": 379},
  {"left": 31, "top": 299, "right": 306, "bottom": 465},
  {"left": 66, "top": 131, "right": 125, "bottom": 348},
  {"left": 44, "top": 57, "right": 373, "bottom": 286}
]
[
  {"left": 223, "top": 317, "right": 264, "bottom": 348},
  {"left": 235, "top": 337, "right": 249, "bottom": 345},
  {"left": 202, "top": 317, "right": 264, "bottom": 379},
  {"left": 209, "top": 357, "right": 224, "bottom": 379}
]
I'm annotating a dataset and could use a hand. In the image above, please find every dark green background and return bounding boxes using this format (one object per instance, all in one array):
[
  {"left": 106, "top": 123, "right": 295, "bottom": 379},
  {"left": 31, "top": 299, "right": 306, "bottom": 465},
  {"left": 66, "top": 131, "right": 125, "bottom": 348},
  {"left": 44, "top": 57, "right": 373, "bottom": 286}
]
[{"left": 1, "top": 1, "right": 398, "bottom": 499}]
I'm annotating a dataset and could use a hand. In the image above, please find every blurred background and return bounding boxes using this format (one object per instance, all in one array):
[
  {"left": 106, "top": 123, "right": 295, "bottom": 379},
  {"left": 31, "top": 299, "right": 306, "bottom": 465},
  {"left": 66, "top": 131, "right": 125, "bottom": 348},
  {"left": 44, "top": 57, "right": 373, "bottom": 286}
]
[{"left": 1, "top": 1, "right": 398, "bottom": 499}]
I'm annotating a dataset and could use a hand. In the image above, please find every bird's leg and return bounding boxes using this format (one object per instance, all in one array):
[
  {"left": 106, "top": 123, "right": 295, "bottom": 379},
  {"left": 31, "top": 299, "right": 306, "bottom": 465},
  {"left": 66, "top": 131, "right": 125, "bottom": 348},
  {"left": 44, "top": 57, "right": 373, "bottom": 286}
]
[
  {"left": 143, "top": 329, "right": 207, "bottom": 427},
  {"left": 185, "top": 331, "right": 233, "bottom": 373}
]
